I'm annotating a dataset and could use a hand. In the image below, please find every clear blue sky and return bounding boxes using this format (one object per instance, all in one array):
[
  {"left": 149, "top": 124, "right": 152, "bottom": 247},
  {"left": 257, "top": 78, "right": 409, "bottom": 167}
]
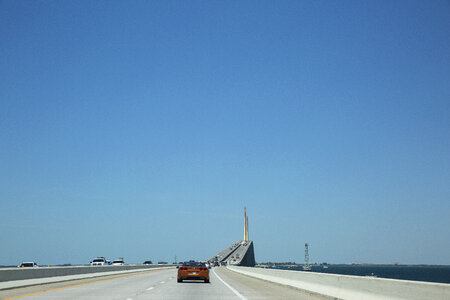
[{"left": 1, "top": 0, "right": 449, "bottom": 265}]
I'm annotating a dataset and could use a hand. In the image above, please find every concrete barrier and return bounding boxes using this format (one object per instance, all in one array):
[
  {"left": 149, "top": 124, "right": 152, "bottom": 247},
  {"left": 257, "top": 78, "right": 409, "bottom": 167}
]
[
  {"left": 227, "top": 266, "right": 450, "bottom": 300},
  {"left": 0, "top": 264, "right": 175, "bottom": 290}
]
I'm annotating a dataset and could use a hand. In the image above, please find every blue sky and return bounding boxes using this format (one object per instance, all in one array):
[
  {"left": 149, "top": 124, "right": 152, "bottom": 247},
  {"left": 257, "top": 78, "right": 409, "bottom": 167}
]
[{"left": 1, "top": 0, "right": 449, "bottom": 265}]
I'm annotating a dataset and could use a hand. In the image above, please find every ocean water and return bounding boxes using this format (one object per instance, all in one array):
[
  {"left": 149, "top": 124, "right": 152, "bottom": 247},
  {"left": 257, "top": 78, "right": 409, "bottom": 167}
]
[{"left": 271, "top": 265, "right": 450, "bottom": 284}]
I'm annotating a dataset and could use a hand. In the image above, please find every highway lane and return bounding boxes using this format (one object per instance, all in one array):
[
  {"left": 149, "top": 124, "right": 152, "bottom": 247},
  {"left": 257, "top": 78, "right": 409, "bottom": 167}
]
[{"left": 1, "top": 267, "right": 326, "bottom": 300}]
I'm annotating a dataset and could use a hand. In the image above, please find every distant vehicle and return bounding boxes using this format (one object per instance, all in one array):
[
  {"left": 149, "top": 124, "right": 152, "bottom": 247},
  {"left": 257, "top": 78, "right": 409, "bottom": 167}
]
[
  {"left": 302, "top": 265, "right": 312, "bottom": 271},
  {"left": 177, "top": 261, "right": 209, "bottom": 283},
  {"left": 91, "top": 257, "right": 107, "bottom": 266},
  {"left": 18, "top": 262, "right": 38, "bottom": 268},
  {"left": 143, "top": 261, "right": 152, "bottom": 265},
  {"left": 158, "top": 261, "right": 168, "bottom": 264},
  {"left": 112, "top": 258, "right": 124, "bottom": 265}
]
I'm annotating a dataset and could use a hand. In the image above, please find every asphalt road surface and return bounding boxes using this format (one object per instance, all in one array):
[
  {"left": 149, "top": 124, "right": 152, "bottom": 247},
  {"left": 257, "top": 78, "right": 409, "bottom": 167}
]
[{"left": 1, "top": 267, "right": 327, "bottom": 300}]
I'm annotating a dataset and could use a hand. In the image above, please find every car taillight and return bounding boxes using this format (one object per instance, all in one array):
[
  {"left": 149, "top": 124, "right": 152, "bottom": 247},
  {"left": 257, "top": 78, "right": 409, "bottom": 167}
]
[
  {"left": 200, "top": 267, "right": 207, "bottom": 271},
  {"left": 180, "top": 267, "right": 187, "bottom": 270}
]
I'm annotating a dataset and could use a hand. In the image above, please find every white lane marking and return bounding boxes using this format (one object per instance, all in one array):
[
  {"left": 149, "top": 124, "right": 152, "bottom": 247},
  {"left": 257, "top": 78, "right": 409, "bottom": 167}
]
[
  {"left": 126, "top": 298, "right": 133, "bottom": 300},
  {"left": 147, "top": 287, "right": 154, "bottom": 290},
  {"left": 160, "top": 281, "right": 165, "bottom": 284},
  {"left": 212, "top": 268, "right": 248, "bottom": 300}
]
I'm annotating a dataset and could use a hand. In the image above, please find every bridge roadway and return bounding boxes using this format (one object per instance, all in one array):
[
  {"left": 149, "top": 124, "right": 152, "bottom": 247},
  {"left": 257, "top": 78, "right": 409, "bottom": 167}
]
[{"left": 1, "top": 267, "right": 326, "bottom": 300}]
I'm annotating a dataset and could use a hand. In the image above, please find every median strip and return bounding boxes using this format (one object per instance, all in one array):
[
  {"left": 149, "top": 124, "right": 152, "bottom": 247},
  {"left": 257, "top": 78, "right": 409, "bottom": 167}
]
[
  {"left": 2, "top": 273, "right": 143, "bottom": 300},
  {"left": 0, "top": 267, "right": 174, "bottom": 291}
]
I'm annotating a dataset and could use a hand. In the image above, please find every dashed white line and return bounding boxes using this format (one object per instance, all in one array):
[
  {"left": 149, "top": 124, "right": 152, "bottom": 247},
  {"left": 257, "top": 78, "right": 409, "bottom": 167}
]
[
  {"left": 147, "top": 287, "right": 154, "bottom": 291},
  {"left": 212, "top": 268, "right": 248, "bottom": 300},
  {"left": 160, "top": 281, "right": 165, "bottom": 284}
]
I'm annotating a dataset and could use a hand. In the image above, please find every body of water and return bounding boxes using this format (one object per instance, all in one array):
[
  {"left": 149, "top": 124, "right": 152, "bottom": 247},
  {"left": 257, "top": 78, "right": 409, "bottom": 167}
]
[{"left": 270, "top": 264, "right": 450, "bottom": 284}]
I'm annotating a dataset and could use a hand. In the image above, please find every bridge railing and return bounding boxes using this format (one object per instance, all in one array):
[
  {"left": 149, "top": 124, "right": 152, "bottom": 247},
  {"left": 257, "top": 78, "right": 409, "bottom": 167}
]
[{"left": 227, "top": 265, "right": 450, "bottom": 300}]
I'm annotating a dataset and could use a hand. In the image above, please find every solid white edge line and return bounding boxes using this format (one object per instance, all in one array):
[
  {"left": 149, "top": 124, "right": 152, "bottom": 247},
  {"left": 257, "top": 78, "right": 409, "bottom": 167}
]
[{"left": 212, "top": 268, "right": 248, "bottom": 300}]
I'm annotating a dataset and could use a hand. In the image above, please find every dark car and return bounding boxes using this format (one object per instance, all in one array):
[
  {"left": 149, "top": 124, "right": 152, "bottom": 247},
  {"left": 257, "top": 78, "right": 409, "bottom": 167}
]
[{"left": 143, "top": 261, "right": 152, "bottom": 264}]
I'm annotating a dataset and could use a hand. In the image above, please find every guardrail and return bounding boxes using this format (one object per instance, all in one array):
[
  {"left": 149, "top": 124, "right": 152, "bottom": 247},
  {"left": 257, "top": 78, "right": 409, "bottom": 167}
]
[
  {"left": 0, "top": 264, "right": 175, "bottom": 283},
  {"left": 227, "top": 266, "right": 450, "bottom": 300}
]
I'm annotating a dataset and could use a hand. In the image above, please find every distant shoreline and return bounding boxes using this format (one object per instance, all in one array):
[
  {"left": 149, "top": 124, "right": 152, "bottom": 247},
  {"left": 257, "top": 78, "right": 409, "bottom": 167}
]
[
  {"left": 256, "top": 263, "right": 450, "bottom": 267},
  {"left": 262, "top": 264, "right": 450, "bottom": 284}
]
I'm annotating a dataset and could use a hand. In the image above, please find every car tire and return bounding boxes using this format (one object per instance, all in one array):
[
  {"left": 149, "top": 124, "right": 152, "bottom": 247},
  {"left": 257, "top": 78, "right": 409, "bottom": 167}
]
[
  {"left": 177, "top": 279, "right": 182, "bottom": 283},
  {"left": 204, "top": 279, "right": 210, "bottom": 283}
]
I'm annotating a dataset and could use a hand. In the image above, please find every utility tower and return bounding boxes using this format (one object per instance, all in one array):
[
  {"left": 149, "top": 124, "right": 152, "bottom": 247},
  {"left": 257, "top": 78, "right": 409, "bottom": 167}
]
[
  {"left": 303, "top": 242, "right": 311, "bottom": 271},
  {"left": 305, "top": 243, "right": 309, "bottom": 265}
]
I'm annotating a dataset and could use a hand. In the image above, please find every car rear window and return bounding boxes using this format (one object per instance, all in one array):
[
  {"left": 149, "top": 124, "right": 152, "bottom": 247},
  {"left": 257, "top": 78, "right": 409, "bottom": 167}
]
[{"left": 182, "top": 262, "right": 205, "bottom": 267}]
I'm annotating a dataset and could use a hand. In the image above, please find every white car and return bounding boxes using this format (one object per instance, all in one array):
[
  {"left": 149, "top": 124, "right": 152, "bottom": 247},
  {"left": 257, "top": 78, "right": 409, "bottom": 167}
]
[
  {"left": 112, "top": 259, "right": 124, "bottom": 265},
  {"left": 18, "top": 262, "right": 38, "bottom": 268},
  {"left": 91, "top": 257, "right": 107, "bottom": 266}
]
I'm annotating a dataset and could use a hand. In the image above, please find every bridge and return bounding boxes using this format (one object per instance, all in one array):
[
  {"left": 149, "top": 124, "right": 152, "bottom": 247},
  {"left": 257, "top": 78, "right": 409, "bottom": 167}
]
[
  {"left": 1, "top": 208, "right": 449, "bottom": 299},
  {"left": 208, "top": 240, "right": 256, "bottom": 267},
  {"left": 207, "top": 207, "right": 256, "bottom": 267},
  {"left": 0, "top": 265, "right": 331, "bottom": 300}
]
